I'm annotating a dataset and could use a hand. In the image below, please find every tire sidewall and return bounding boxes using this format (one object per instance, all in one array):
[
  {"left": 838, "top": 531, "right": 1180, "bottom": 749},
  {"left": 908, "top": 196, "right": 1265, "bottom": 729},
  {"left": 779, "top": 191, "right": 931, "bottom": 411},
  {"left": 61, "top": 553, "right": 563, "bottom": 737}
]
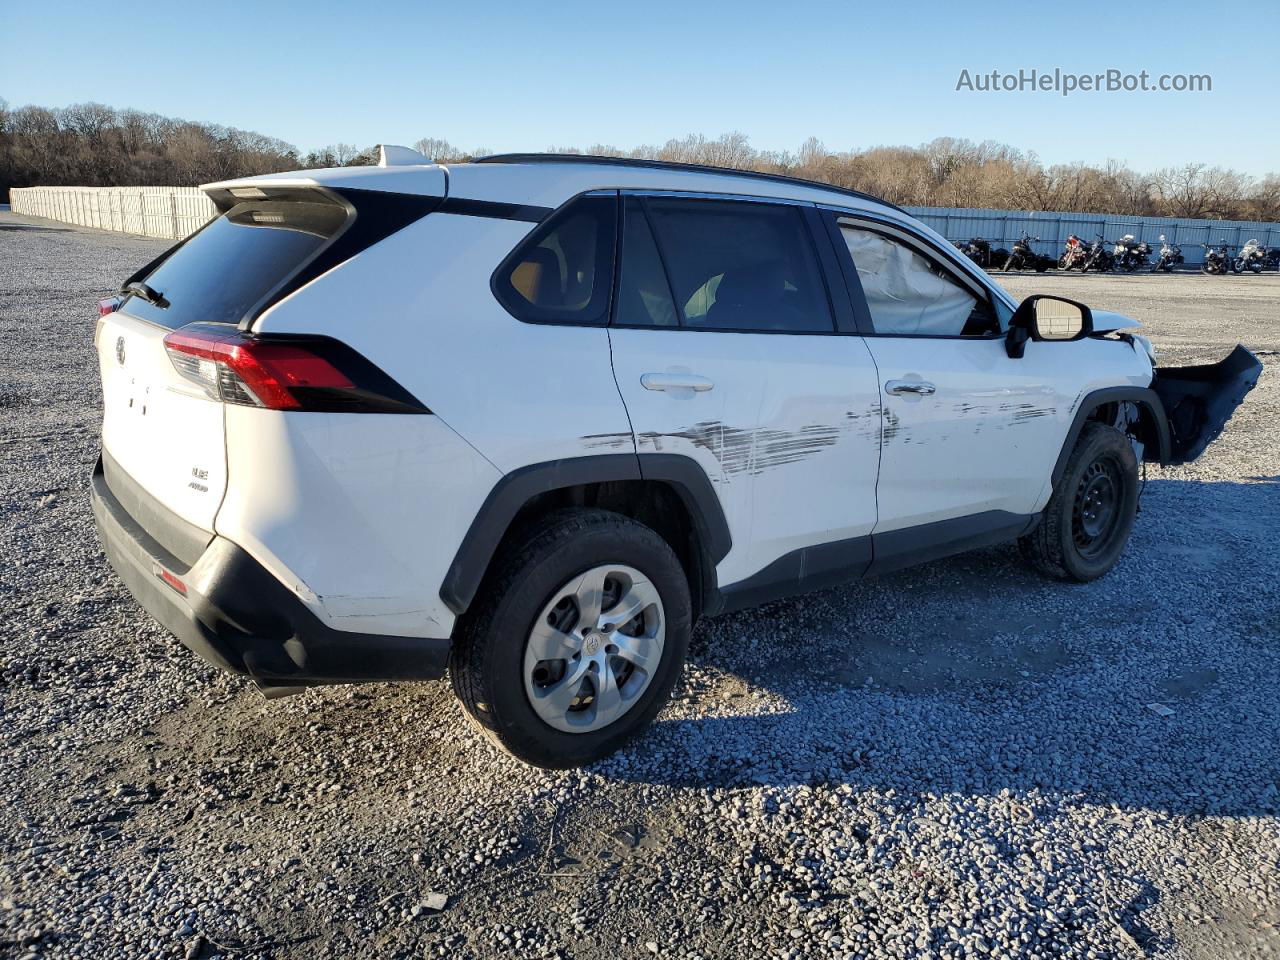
[
  {"left": 1053, "top": 426, "right": 1139, "bottom": 581},
  {"left": 462, "top": 518, "right": 691, "bottom": 768}
]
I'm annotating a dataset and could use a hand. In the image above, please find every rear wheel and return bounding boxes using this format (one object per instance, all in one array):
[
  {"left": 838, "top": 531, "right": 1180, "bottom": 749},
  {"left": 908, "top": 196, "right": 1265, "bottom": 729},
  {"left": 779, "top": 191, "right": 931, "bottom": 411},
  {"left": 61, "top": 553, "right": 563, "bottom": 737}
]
[
  {"left": 1020, "top": 423, "right": 1139, "bottom": 582},
  {"left": 449, "top": 509, "right": 691, "bottom": 768}
]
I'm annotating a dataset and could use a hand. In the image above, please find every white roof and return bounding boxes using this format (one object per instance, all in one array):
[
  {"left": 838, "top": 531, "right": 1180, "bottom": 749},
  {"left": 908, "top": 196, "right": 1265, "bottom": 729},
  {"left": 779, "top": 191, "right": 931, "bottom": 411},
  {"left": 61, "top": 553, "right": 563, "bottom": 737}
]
[{"left": 204, "top": 157, "right": 893, "bottom": 216}]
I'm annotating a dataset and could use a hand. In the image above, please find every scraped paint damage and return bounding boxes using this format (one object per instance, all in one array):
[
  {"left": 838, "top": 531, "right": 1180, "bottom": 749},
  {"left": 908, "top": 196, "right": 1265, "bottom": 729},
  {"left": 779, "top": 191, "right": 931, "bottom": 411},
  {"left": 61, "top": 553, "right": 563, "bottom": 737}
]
[{"left": 581, "top": 404, "right": 882, "bottom": 477}]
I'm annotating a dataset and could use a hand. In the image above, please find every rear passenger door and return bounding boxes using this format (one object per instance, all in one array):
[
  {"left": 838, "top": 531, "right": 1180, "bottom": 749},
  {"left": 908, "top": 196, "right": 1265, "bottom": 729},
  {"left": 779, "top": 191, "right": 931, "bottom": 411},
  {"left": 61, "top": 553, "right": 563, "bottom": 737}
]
[{"left": 608, "top": 194, "right": 883, "bottom": 591}]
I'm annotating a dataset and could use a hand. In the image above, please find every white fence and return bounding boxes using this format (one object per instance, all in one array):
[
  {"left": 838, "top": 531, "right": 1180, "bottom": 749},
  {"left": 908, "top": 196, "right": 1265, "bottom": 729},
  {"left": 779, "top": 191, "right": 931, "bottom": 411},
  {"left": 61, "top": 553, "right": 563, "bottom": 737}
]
[{"left": 9, "top": 186, "right": 216, "bottom": 240}]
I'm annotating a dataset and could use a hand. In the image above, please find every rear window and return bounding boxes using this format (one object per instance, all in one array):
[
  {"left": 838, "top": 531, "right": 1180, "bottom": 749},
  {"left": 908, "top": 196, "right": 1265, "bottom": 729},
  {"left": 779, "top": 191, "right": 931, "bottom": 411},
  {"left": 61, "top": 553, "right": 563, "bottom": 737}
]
[{"left": 123, "top": 199, "right": 350, "bottom": 329}]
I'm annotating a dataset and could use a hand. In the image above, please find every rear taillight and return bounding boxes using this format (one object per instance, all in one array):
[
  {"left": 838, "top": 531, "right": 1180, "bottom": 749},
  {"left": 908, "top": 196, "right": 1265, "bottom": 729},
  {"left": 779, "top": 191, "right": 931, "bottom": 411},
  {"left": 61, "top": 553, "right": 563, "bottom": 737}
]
[
  {"left": 161, "top": 324, "right": 428, "bottom": 414},
  {"left": 99, "top": 296, "right": 123, "bottom": 316}
]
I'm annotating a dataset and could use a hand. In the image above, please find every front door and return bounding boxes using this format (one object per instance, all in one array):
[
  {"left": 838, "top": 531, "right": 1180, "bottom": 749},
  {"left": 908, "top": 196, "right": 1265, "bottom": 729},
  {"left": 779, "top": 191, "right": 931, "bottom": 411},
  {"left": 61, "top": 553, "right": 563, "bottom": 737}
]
[{"left": 831, "top": 216, "right": 1078, "bottom": 543}]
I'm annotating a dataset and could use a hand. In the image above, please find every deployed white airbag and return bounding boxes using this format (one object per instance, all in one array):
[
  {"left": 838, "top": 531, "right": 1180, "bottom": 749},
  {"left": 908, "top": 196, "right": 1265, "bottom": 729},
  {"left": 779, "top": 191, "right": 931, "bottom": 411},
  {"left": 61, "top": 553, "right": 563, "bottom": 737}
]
[{"left": 842, "top": 228, "right": 977, "bottom": 336}]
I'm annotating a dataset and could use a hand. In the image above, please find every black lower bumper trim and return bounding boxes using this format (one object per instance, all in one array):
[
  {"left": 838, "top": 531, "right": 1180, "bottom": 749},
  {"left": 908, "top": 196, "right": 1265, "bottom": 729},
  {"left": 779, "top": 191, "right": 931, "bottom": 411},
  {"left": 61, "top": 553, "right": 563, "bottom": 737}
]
[{"left": 91, "top": 456, "right": 450, "bottom": 686}]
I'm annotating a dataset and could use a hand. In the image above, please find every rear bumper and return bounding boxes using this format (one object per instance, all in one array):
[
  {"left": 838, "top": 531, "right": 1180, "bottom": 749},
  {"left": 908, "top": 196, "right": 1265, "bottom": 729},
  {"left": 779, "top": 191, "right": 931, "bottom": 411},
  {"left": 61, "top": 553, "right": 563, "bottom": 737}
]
[{"left": 90, "top": 456, "right": 450, "bottom": 688}]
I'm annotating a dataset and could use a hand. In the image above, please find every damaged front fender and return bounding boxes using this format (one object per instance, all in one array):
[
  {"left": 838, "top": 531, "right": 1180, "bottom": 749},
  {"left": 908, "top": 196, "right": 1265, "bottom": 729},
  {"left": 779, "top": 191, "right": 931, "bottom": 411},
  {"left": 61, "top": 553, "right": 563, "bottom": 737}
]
[{"left": 1150, "top": 344, "right": 1262, "bottom": 464}]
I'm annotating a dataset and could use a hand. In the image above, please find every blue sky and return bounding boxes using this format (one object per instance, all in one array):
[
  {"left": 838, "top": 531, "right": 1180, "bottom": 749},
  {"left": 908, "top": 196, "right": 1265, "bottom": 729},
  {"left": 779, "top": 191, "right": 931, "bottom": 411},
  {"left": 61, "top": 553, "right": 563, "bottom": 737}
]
[{"left": 4, "top": 0, "right": 1276, "bottom": 175}]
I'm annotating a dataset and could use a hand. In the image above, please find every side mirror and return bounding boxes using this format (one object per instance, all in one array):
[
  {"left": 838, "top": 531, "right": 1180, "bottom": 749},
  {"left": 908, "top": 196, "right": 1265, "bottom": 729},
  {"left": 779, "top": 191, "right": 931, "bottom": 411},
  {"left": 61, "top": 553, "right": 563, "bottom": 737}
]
[{"left": 1006, "top": 295, "right": 1093, "bottom": 358}]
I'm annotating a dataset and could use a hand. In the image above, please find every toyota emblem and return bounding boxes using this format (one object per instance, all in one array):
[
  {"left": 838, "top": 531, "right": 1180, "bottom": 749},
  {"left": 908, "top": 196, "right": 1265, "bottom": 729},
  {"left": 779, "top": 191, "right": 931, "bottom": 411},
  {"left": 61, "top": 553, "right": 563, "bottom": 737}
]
[{"left": 115, "top": 336, "right": 126, "bottom": 366}]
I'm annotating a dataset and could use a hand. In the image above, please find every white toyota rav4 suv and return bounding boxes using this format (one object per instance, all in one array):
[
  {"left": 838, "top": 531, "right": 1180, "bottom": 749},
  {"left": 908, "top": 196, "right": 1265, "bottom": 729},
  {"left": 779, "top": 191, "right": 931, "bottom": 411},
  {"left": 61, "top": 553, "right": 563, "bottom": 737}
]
[{"left": 92, "top": 148, "right": 1260, "bottom": 767}]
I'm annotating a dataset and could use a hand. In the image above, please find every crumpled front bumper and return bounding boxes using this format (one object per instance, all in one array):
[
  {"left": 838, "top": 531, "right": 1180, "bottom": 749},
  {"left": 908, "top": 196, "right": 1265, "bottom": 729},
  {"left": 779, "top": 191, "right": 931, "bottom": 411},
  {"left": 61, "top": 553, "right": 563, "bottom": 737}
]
[
  {"left": 1151, "top": 344, "right": 1263, "bottom": 464},
  {"left": 90, "top": 456, "right": 450, "bottom": 690}
]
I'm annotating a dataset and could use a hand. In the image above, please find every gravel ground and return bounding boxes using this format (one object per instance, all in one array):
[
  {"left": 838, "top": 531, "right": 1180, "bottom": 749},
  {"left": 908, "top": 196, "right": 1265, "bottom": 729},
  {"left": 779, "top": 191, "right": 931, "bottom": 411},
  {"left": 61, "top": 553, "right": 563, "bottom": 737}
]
[{"left": 1, "top": 212, "right": 1278, "bottom": 960}]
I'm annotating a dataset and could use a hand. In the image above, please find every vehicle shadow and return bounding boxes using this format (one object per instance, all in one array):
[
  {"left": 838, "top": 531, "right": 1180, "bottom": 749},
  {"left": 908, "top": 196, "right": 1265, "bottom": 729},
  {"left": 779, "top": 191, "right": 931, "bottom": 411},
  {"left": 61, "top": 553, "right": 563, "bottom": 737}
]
[
  {"left": 0, "top": 221, "right": 72, "bottom": 232},
  {"left": 595, "top": 476, "right": 1280, "bottom": 819}
]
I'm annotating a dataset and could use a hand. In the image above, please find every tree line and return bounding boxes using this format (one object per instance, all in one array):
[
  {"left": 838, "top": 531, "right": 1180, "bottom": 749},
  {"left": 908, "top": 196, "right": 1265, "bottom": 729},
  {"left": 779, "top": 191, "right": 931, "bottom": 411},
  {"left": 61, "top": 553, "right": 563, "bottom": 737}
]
[{"left": 3, "top": 100, "right": 1278, "bottom": 222}]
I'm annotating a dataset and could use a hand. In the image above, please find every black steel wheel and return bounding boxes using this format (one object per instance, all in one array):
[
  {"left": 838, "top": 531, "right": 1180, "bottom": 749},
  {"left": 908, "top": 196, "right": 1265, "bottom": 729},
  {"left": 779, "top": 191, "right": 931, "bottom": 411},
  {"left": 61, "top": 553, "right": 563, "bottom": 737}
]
[{"left": 1020, "top": 423, "right": 1139, "bottom": 582}]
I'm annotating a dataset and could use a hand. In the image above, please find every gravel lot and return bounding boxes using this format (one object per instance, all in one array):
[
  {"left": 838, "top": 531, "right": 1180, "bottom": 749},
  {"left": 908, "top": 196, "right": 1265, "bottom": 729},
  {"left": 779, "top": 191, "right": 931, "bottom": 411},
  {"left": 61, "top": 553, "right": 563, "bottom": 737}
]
[{"left": 2, "top": 212, "right": 1278, "bottom": 960}]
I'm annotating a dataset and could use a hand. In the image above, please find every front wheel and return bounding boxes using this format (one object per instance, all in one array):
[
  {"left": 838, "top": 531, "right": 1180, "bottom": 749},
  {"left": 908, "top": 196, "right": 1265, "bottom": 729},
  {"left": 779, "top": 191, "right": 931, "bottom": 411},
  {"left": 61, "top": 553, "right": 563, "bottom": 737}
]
[
  {"left": 449, "top": 509, "right": 692, "bottom": 768},
  {"left": 1019, "top": 423, "right": 1139, "bottom": 582}
]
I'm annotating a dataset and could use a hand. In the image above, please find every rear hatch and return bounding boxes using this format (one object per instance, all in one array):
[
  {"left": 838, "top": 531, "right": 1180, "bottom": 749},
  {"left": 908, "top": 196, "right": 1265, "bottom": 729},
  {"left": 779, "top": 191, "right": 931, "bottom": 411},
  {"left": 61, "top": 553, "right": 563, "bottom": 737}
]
[
  {"left": 1151, "top": 344, "right": 1263, "bottom": 464},
  {"left": 96, "top": 189, "right": 357, "bottom": 558}
]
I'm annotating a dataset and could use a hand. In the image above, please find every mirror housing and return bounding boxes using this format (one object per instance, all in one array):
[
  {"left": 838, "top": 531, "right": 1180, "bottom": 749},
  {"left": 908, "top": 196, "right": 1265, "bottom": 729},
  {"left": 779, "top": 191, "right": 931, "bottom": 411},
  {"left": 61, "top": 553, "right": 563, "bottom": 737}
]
[{"left": 1006, "top": 295, "right": 1094, "bottom": 358}]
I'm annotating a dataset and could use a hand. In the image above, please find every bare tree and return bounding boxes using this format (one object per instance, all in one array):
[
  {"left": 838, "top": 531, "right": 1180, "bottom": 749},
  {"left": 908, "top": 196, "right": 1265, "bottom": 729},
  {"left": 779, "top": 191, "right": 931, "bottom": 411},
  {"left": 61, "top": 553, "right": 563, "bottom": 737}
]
[
  {"left": 4, "top": 103, "right": 1277, "bottom": 222},
  {"left": 0, "top": 100, "right": 298, "bottom": 199},
  {"left": 413, "top": 137, "right": 462, "bottom": 162}
]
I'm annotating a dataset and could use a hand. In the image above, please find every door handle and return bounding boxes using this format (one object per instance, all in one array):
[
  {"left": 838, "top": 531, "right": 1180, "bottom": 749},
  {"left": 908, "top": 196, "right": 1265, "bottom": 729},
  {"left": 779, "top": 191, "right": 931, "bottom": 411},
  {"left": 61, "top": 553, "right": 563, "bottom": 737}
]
[
  {"left": 885, "top": 379, "right": 937, "bottom": 397},
  {"left": 641, "top": 373, "right": 715, "bottom": 393}
]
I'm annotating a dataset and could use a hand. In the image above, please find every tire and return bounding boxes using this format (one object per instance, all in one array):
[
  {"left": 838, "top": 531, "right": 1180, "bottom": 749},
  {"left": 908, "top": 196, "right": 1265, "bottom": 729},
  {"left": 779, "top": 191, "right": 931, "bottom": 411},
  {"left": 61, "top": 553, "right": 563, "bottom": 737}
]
[
  {"left": 1019, "top": 422, "right": 1139, "bottom": 583},
  {"left": 449, "top": 508, "right": 692, "bottom": 768}
]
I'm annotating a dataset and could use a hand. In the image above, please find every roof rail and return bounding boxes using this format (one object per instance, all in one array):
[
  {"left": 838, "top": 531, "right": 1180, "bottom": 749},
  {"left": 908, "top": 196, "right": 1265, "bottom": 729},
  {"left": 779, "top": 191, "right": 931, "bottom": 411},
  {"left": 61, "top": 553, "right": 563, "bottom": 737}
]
[{"left": 475, "top": 153, "right": 904, "bottom": 214}]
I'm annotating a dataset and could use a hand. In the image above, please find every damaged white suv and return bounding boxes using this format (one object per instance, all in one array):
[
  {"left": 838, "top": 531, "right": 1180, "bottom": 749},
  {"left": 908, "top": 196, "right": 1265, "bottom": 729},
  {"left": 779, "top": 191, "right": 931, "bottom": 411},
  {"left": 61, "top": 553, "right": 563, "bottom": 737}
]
[{"left": 92, "top": 149, "right": 1261, "bottom": 767}]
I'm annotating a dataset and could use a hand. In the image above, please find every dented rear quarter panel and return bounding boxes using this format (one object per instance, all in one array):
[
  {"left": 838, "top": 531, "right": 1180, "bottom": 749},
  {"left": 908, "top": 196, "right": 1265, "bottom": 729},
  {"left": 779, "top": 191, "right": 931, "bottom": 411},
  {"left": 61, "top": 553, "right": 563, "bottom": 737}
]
[{"left": 215, "top": 406, "right": 501, "bottom": 638}]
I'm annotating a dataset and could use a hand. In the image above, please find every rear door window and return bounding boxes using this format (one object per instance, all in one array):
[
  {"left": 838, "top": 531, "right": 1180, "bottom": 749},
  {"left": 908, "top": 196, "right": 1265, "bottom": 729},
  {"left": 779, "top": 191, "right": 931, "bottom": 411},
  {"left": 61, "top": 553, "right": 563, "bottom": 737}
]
[
  {"left": 123, "top": 199, "right": 350, "bottom": 329},
  {"left": 638, "top": 198, "right": 834, "bottom": 333},
  {"left": 613, "top": 196, "right": 678, "bottom": 328}
]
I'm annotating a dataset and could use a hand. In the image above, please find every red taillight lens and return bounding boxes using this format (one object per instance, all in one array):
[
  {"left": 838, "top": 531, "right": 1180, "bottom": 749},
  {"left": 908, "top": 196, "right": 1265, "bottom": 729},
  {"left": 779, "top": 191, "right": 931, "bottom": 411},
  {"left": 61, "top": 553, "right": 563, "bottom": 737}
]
[
  {"left": 161, "top": 324, "right": 427, "bottom": 414},
  {"left": 156, "top": 566, "right": 188, "bottom": 595},
  {"left": 99, "top": 296, "right": 123, "bottom": 316}
]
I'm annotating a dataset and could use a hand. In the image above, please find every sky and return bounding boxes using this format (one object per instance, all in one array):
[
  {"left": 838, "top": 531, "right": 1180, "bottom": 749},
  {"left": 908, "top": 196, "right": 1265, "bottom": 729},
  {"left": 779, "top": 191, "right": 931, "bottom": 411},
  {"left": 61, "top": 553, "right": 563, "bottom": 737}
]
[{"left": 3, "top": 0, "right": 1277, "bottom": 176}]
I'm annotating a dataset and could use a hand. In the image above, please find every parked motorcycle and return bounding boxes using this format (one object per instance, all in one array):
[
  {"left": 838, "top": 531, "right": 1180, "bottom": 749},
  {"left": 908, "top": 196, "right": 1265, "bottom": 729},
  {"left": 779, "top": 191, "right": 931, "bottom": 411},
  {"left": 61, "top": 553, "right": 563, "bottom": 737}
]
[
  {"left": 1081, "top": 235, "right": 1115, "bottom": 273},
  {"left": 955, "top": 236, "right": 992, "bottom": 268},
  {"left": 1266, "top": 248, "right": 1280, "bottom": 272},
  {"left": 1150, "top": 235, "right": 1183, "bottom": 272},
  {"left": 1059, "top": 234, "right": 1087, "bottom": 270},
  {"left": 1202, "top": 240, "right": 1231, "bottom": 275},
  {"left": 1113, "top": 234, "right": 1151, "bottom": 272},
  {"left": 1002, "top": 234, "right": 1050, "bottom": 272},
  {"left": 1232, "top": 238, "right": 1266, "bottom": 274}
]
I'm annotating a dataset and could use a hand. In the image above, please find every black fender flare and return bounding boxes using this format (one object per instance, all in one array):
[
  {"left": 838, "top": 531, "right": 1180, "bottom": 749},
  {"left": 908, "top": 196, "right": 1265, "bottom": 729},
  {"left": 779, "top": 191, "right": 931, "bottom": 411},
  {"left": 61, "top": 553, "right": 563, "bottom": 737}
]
[
  {"left": 439, "top": 453, "right": 731, "bottom": 617},
  {"left": 1050, "top": 386, "right": 1171, "bottom": 488}
]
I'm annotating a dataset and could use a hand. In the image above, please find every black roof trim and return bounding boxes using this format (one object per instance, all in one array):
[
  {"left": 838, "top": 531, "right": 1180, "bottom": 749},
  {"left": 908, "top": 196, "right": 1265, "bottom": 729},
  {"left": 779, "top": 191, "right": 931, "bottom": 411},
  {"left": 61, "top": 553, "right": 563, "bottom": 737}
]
[{"left": 475, "top": 153, "right": 905, "bottom": 214}]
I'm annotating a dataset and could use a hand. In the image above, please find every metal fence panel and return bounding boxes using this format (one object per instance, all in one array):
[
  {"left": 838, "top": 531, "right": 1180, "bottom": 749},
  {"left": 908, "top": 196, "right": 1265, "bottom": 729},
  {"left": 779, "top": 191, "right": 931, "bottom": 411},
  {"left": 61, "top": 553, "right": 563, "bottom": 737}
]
[{"left": 903, "top": 205, "right": 1280, "bottom": 265}]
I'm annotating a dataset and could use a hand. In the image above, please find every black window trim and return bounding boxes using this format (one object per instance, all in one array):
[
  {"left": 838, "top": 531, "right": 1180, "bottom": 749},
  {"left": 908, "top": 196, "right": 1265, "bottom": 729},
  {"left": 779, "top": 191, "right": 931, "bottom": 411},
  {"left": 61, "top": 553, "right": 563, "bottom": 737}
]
[
  {"left": 821, "top": 208, "right": 1011, "bottom": 341},
  {"left": 489, "top": 190, "right": 620, "bottom": 328},
  {"left": 608, "top": 191, "right": 840, "bottom": 337}
]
